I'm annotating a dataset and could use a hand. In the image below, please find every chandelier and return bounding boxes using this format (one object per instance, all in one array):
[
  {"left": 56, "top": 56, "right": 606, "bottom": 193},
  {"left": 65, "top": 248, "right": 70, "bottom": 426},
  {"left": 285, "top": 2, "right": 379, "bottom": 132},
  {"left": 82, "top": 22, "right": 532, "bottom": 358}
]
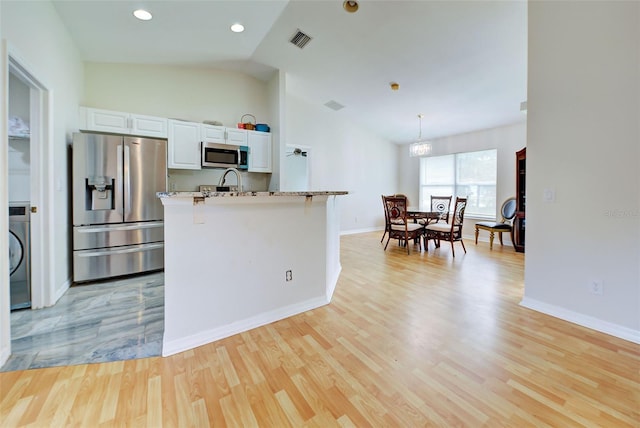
[{"left": 409, "top": 114, "right": 432, "bottom": 157}]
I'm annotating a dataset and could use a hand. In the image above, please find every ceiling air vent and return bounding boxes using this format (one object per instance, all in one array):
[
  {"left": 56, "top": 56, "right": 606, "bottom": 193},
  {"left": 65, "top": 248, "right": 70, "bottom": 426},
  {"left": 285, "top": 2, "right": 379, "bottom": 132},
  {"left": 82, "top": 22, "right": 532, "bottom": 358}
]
[
  {"left": 290, "top": 30, "right": 313, "bottom": 49},
  {"left": 324, "top": 100, "right": 345, "bottom": 111}
]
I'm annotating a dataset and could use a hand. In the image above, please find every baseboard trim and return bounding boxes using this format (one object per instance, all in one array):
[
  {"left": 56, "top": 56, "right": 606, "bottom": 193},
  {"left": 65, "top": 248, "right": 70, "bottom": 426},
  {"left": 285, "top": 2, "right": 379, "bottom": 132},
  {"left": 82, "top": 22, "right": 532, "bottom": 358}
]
[
  {"left": 520, "top": 297, "right": 640, "bottom": 344},
  {"left": 162, "top": 295, "right": 331, "bottom": 357},
  {"left": 0, "top": 347, "right": 10, "bottom": 368},
  {"left": 340, "top": 227, "right": 515, "bottom": 247},
  {"left": 53, "top": 277, "right": 71, "bottom": 304},
  {"left": 326, "top": 264, "right": 342, "bottom": 301},
  {"left": 341, "top": 226, "right": 381, "bottom": 236},
  {"left": 468, "top": 232, "right": 513, "bottom": 242}
]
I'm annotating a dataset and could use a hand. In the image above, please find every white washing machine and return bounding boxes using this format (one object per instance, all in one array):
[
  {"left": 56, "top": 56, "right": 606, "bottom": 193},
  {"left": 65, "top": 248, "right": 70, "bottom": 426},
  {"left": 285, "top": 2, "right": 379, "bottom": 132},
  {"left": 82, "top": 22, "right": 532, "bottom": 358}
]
[{"left": 9, "top": 202, "right": 31, "bottom": 310}]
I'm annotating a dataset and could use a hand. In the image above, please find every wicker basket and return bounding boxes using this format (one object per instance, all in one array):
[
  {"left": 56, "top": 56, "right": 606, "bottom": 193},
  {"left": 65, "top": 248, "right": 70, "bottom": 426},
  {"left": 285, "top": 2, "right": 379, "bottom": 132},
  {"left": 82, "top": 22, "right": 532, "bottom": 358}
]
[{"left": 241, "top": 114, "right": 256, "bottom": 130}]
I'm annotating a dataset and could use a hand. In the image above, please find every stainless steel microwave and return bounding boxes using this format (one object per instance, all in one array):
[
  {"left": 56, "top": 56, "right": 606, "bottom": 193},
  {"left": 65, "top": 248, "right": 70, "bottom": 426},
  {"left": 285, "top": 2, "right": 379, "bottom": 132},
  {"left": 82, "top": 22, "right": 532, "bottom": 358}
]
[{"left": 201, "top": 143, "right": 248, "bottom": 170}]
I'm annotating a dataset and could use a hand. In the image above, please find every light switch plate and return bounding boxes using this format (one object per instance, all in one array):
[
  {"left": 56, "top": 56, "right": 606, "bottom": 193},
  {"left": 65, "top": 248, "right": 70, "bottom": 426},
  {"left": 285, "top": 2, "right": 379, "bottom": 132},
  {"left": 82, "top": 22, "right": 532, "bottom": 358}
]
[{"left": 543, "top": 188, "right": 555, "bottom": 202}]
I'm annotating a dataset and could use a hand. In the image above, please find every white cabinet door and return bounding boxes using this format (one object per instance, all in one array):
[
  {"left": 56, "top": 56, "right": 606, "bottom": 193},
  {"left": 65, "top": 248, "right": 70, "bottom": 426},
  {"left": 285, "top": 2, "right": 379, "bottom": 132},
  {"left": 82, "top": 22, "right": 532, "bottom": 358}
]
[
  {"left": 201, "top": 124, "right": 226, "bottom": 144},
  {"left": 81, "top": 107, "right": 130, "bottom": 134},
  {"left": 168, "top": 120, "right": 201, "bottom": 170},
  {"left": 80, "top": 107, "right": 167, "bottom": 138},
  {"left": 247, "top": 131, "right": 272, "bottom": 173},
  {"left": 226, "top": 128, "right": 248, "bottom": 146},
  {"left": 130, "top": 114, "right": 168, "bottom": 138}
]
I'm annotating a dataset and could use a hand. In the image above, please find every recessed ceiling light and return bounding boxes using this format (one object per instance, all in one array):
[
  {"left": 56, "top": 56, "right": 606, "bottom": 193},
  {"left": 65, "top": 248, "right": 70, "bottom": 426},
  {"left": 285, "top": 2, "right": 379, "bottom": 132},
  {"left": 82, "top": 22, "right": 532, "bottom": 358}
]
[
  {"left": 230, "top": 23, "right": 245, "bottom": 33},
  {"left": 133, "top": 9, "right": 152, "bottom": 21}
]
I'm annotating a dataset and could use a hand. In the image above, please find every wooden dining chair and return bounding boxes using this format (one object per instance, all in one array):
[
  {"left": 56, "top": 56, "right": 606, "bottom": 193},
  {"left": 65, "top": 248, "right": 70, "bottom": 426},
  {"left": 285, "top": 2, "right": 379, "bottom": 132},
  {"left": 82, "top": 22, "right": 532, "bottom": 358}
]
[
  {"left": 381, "top": 194, "right": 407, "bottom": 242},
  {"left": 383, "top": 195, "right": 424, "bottom": 254},
  {"left": 424, "top": 197, "right": 467, "bottom": 257},
  {"left": 420, "top": 196, "right": 452, "bottom": 249},
  {"left": 380, "top": 195, "right": 390, "bottom": 242},
  {"left": 420, "top": 195, "right": 452, "bottom": 226}
]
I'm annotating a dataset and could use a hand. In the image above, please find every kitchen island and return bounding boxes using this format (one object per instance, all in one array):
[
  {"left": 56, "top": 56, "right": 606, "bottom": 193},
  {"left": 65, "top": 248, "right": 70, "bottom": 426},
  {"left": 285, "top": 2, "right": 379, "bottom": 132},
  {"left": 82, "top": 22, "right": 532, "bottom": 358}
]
[{"left": 158, "top": 190, "right": 348, "bottom": 356}]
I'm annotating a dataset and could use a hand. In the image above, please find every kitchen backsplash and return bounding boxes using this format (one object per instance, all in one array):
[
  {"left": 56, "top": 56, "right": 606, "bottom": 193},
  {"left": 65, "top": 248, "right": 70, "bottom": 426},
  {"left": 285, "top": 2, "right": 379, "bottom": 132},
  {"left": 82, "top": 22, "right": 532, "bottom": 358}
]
[{"left": 168, "top": 168, "right": 270, "bottom": 192}]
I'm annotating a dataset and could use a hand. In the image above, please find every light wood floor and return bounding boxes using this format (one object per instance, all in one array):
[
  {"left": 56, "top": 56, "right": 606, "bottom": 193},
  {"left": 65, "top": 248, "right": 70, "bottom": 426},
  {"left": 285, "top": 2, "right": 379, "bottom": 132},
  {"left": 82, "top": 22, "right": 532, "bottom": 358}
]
[{"left": 1, "top": 233, "right": 638, "bottom": 427}]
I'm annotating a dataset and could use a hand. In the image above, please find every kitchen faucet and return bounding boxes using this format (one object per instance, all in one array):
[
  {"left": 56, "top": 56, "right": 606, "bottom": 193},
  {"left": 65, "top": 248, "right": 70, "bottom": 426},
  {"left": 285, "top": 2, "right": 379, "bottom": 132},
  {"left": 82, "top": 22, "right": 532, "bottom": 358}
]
[{"left": 218, "top": 167, "right": 243, "bottom": 192}]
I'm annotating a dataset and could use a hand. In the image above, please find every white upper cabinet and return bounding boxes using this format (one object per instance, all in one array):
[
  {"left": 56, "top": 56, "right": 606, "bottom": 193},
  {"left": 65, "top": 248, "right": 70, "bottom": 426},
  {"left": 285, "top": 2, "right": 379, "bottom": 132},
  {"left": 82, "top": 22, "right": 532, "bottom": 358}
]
[
  {"left": 81, "top": 107, "right": 128, "bottom": 133},
  {"left": 130, "top": 114, "right": 168, "bottom": 138},
  {"left": 203, "top": 125, "right": 250, "bottom": 146},
  {"left": 167, "top": 119, "right": 201, "bottom": 170},
  {"left": 247, "top": 130, "right": 272, "bottom": 173},
  {"left": 226, "top": 128, "right": 248, "bottom": 146},
  {"left": 79, "top": 107, "right": 167, "bottom": 138},
  {"left": 81, "top": 107, "right": 271, "bottom": 172},
  {"left": 201, "top": 124, "right": 226, "bottom": 144}
]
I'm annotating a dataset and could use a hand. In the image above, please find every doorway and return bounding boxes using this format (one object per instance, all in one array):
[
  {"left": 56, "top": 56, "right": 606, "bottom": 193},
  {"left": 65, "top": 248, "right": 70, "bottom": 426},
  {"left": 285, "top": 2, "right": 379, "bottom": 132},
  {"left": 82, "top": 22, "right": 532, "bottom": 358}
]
[
  {"left": 283, "top": 145, "right": 311, "bottom": 191},
  {"left": 6, "top": 53, "right": 52, "bottom": 311},
  {"left": 8, "top": 72, "right": 32, "bottom": 310}
]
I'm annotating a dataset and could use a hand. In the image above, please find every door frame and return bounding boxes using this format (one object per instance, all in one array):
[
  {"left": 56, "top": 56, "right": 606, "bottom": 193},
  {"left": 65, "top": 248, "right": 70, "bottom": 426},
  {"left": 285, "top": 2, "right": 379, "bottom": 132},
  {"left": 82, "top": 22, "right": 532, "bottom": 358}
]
[{"left": 4, "top": 47, "right": 53, "bottom": 311}]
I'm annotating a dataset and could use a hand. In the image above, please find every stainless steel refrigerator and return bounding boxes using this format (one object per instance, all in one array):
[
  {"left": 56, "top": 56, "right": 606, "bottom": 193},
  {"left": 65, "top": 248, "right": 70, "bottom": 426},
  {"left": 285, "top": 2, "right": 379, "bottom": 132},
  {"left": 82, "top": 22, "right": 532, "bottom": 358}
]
[{"left": 72, "top": 132, "right": 166, "bottom": 282}]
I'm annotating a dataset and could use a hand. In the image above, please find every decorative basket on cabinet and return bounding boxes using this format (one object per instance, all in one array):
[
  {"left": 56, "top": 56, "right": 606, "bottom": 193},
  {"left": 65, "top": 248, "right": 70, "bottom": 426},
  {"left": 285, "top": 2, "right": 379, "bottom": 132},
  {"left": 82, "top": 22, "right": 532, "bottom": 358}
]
[{"left": 240, "top": 114, "right": 256, "bottom": 130}]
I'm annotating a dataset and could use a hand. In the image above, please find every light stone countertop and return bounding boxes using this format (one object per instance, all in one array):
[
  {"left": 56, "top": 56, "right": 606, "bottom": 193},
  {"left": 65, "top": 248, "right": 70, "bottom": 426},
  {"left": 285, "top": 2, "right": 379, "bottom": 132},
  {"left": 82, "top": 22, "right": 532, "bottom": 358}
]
[{"left": 158, "top": 190, "right": 348, "bottom": 198}]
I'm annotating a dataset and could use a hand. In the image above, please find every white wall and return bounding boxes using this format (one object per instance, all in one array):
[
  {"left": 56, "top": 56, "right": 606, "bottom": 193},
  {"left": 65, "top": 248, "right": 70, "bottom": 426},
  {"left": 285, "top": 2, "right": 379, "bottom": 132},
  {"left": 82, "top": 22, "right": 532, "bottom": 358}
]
[
  {"left": 285, "top": 93, "right": 398, "bottom": 233},
  {"left": 84, "top": 62, "right": 271, "bottom": 127},
  {"left": 398, "top": 122, "right": 527, "bottom": 241},
  {"left": 524, "top": 1, "right": 639, "bottom": 341},
  {"left": 1, "top": 0, "right": 84, "bottom": 364}
]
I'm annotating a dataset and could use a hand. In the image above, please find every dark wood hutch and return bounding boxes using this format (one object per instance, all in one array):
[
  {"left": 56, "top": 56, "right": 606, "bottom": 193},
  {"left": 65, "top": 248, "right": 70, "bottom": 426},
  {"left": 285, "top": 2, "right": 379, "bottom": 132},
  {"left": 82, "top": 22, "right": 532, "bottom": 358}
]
[{"left": 513, "top": 147, "right": 526, "bottom": 252}]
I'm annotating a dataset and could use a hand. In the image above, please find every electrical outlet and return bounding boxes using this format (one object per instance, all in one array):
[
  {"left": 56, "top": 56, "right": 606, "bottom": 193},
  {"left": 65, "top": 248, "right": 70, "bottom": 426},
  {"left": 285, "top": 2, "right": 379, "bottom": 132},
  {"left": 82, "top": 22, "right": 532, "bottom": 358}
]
[
  {"left": 169, "top": 182, "right": 176, "bottom": 191},
  {"left": 589, "top": 279, "right": 604, "bottom": 295},
  {"left": 543, "top": 188, "right": 556, "bottom": 203},
  {"left": 286, "top": 270, "right": 293, "bottom": 282}
]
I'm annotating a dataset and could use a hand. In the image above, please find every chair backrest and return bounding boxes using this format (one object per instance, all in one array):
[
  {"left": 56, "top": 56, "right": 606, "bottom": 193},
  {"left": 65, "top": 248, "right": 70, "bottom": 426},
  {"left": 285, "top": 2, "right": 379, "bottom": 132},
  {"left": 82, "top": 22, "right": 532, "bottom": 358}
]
[
  {"left": 383, "top": 195, "right": 409, "bottom": 225},
  {"left": 452, "top": 197, "right": 467, "bottom": 229},
  {"left": 431, "top": 196, "right": 452, "bottom": 222},
  {"left": 393, "top": 193, "right": 409, "bottom": 204},
  {"left": 381, "top": 195, "right": 390, "bottom": 227},
  {"left": 500, "top": 197, "right": 517, "bottom": 222}
]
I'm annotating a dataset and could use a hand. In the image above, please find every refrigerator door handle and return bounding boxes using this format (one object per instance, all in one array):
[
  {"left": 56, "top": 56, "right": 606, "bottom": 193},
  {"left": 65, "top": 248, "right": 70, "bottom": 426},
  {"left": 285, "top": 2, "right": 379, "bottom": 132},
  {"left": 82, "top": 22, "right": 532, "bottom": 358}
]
[
  {"left": 116, "top": 144, "right": 124, "bottom": 215},
  {"left": 75, "top": 242, "right": 164, "bottom": 258},
  {"left": 74, "top": 221, "right": 164, "bottom": 233},
  {"left": 124, "top": 144, "right": 131, "bottom": 216}
]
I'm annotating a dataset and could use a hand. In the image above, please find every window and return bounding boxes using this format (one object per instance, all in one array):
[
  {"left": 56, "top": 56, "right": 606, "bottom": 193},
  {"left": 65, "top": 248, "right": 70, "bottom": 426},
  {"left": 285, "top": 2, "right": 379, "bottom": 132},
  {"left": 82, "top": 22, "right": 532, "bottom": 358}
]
[{"left": 419, "top": 149, "right": 497, "bottom": 218}]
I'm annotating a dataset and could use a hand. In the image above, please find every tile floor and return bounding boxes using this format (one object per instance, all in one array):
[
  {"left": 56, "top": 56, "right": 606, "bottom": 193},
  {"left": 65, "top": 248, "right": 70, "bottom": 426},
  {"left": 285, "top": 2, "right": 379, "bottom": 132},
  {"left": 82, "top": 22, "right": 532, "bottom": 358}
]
[{"left": 1, "top": 272, "right": 164, "bottom": 372}]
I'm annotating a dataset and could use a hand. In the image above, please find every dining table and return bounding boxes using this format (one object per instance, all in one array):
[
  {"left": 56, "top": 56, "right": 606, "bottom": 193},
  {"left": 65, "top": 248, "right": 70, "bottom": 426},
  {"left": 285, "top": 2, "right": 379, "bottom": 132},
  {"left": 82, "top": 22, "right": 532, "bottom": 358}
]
[{"left": 407, "top": 209, "right": 441, "bottom": 225}]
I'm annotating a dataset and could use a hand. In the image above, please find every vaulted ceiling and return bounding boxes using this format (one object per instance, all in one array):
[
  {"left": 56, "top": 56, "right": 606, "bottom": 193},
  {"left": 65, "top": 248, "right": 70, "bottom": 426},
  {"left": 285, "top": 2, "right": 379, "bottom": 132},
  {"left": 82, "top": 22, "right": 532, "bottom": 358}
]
[{"left": 51, "top": 0, "right": 527, "bottom": 144}]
